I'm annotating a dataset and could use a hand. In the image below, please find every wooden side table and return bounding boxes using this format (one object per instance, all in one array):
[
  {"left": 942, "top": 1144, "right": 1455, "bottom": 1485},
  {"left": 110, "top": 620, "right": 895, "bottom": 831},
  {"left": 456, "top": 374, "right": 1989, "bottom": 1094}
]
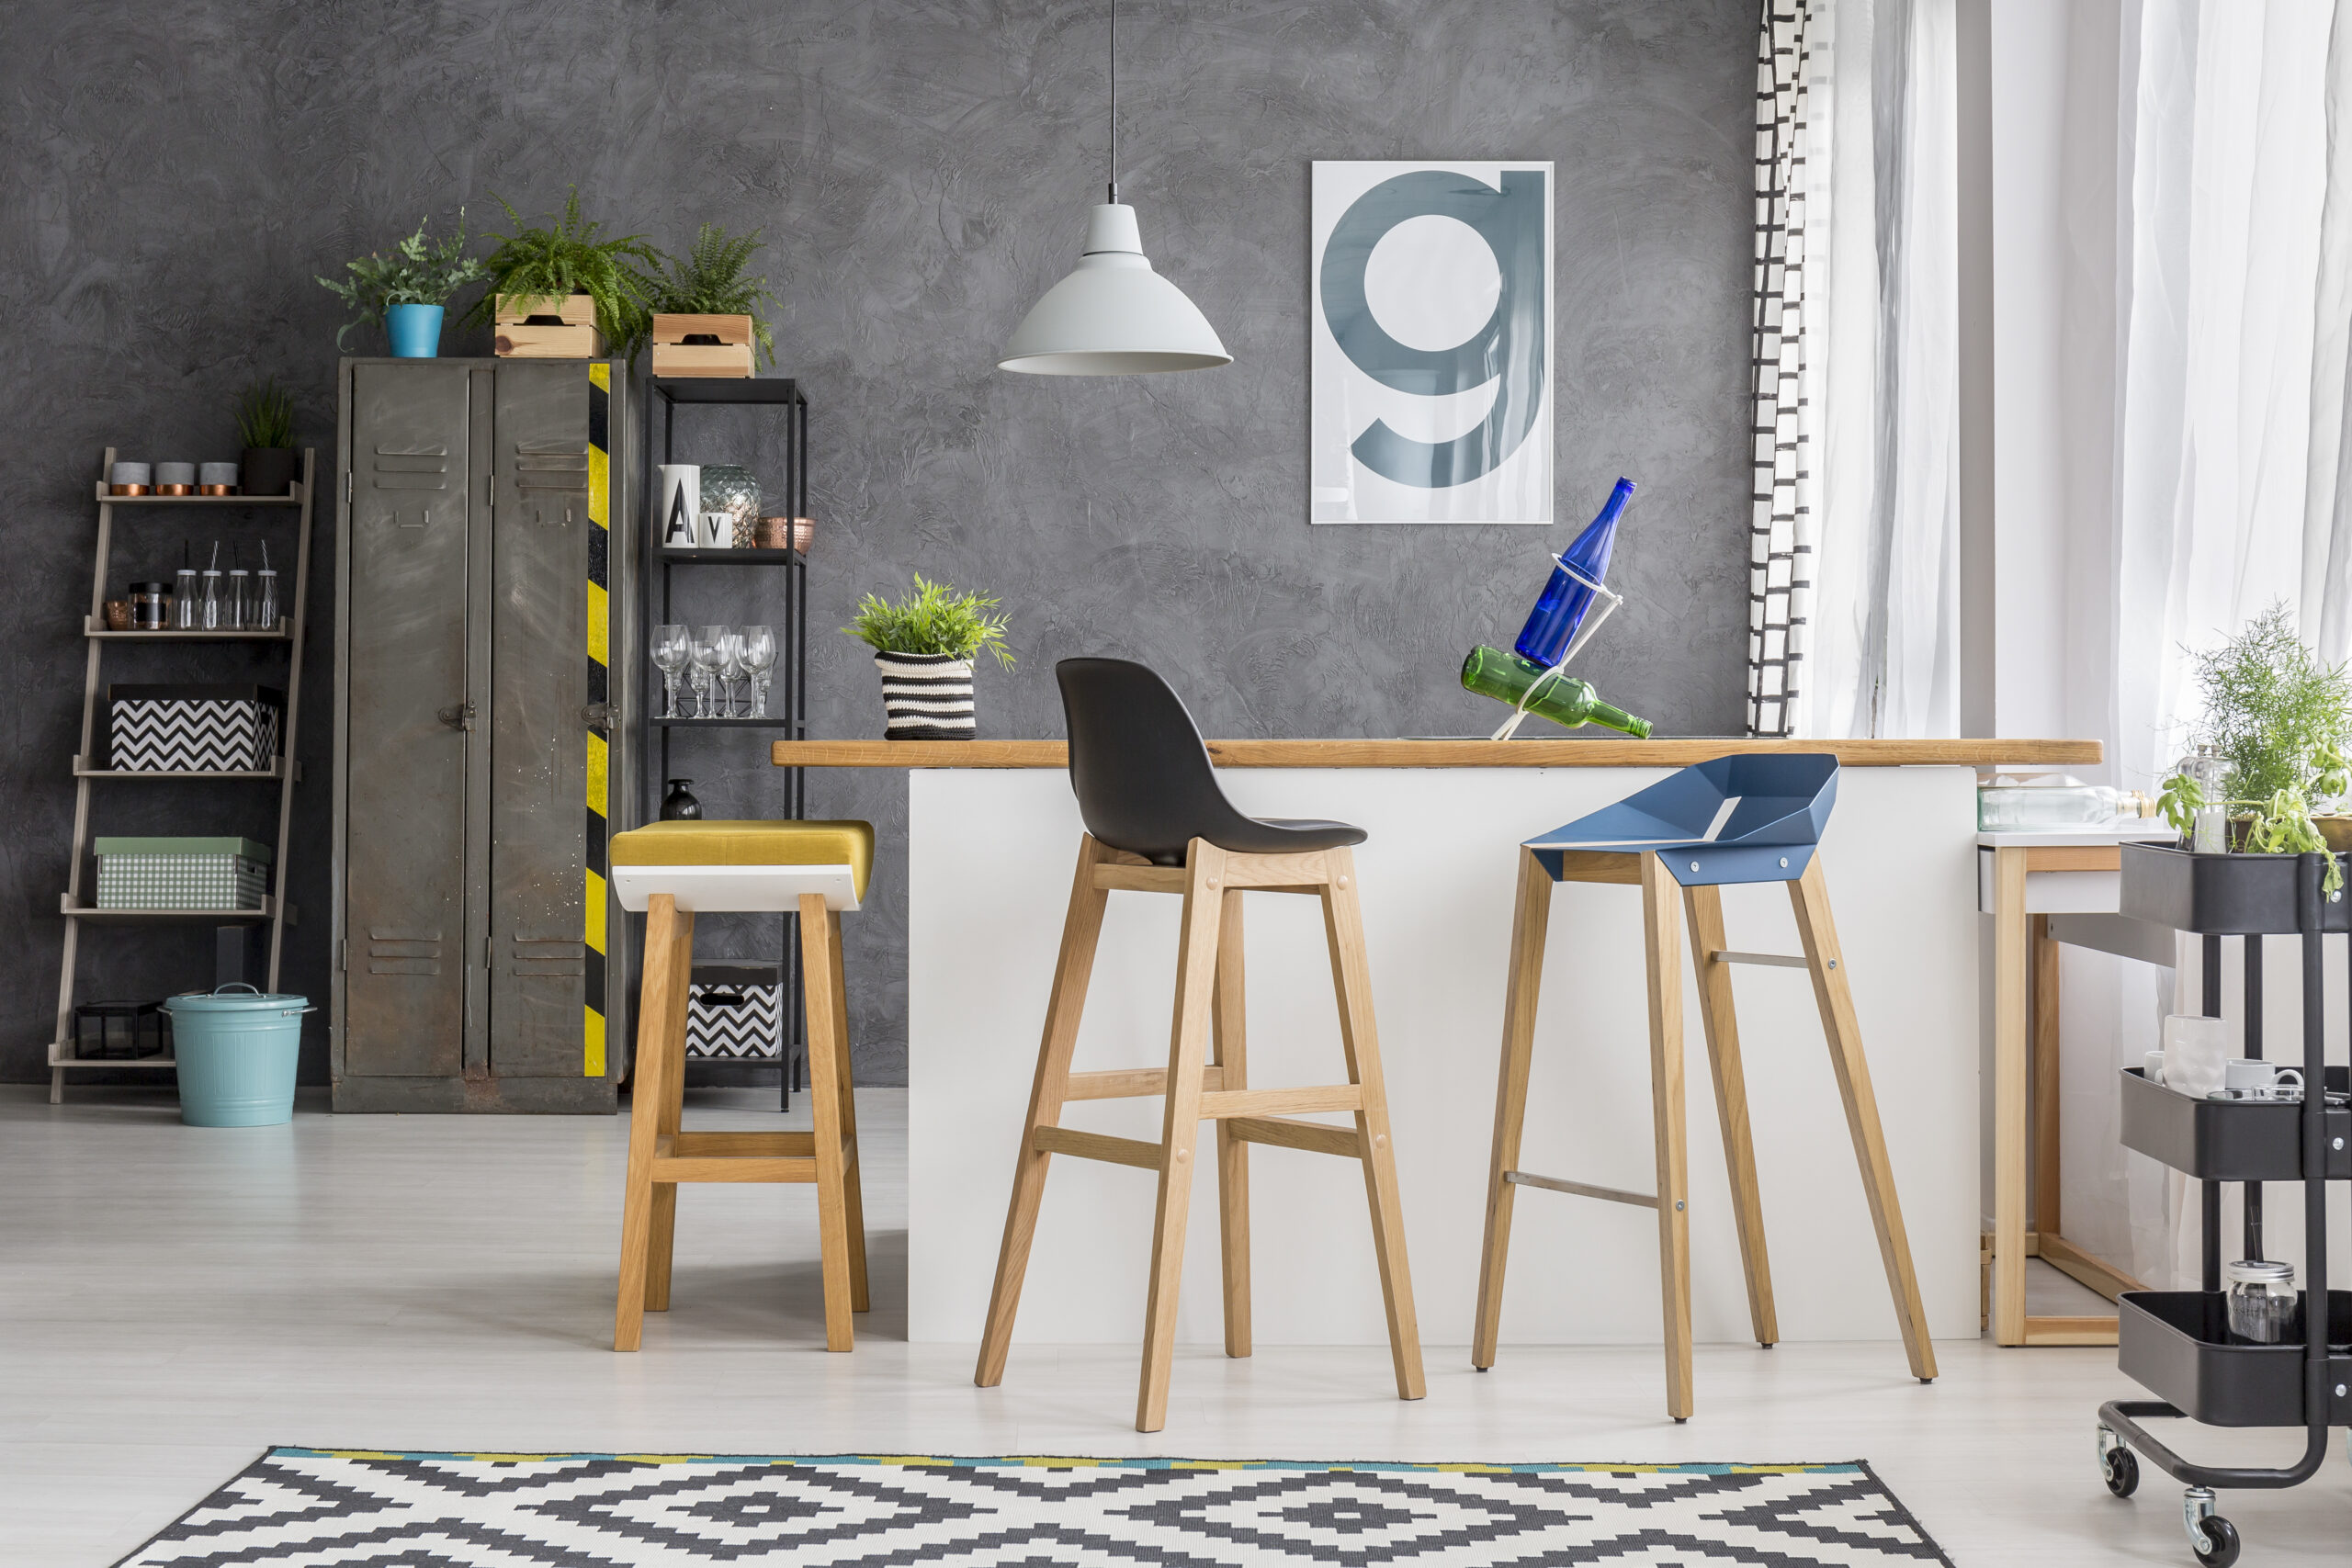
[{"left": 1981, "top": 828, "right": 2176, "bottom": 1345}]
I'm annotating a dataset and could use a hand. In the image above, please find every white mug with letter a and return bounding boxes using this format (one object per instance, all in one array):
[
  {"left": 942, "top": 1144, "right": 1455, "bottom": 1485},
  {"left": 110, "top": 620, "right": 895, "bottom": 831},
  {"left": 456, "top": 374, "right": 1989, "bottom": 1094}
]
[
  {"left": 657, "top": 465, "right": 701, "bottom": 548},
  {"left": 2162, "top": 1013, "right": 2233, "bottom": 1099}
]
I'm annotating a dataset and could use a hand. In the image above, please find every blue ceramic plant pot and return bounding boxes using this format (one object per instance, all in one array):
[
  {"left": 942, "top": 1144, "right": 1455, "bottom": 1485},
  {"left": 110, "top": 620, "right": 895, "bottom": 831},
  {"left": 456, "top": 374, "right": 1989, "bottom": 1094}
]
[{"left": 386, "top": 302, "right": 445, "bottom": 358}]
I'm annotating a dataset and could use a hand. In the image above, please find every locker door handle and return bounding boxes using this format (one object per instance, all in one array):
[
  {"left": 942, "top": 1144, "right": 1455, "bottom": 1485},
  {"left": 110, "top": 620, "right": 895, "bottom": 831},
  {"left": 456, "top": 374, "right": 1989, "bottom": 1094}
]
[
  {"left": 436, "top": 702, "right": 477, "bottom": 732},
  {"left": 580, "top": 703, "right": 613, "bottom": 733}
]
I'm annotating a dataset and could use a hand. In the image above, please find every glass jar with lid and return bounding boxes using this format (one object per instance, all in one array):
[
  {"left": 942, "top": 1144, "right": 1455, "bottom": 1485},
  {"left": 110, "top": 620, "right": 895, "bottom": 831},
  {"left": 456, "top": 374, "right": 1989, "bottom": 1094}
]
[{"left": 2225, "top": 1258, "right": 2297, "bottom": 1343}]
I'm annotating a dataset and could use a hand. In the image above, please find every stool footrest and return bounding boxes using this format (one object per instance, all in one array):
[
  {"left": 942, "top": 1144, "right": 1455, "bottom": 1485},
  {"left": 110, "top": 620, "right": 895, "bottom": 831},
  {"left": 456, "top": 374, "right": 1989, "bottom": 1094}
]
[
  {"left": 651, "top": 1154, "right": 818, "bottom": 1183},
  {"left": 1505, "top": 1168, "right": 1659, "bottom": 1208},
  {"left": 1200, "top": 1086, "right": 1361, "bottom": 1118},
  {"left": 1065, "top": 1066, "right": 1227, "bottom": 1100},
  {"left": 1228, "top": 1116, "right": 1363, "bottom": 1158},
  {"left": 1033, "top": 1125, "right": 1167, "bottom": 1170},
  {"left": 666, "top": 1131, "right": 815, "bottom": 1157},
  {"left": 1710, "top": 950, "right": 1809, "bottom": 968}
]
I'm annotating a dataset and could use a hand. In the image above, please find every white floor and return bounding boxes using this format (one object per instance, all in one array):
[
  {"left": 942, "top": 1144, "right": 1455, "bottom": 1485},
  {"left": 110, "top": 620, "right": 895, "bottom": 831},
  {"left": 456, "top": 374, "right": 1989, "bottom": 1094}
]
[{"left": 5, "top": 1084, "right": 2346, "bottom": 1566}]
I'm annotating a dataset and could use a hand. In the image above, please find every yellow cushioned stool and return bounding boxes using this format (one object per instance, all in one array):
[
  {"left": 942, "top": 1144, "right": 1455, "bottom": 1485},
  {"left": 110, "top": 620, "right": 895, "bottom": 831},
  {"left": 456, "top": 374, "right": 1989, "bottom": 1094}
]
[{"left": 609, "top": 819, "right": 875, "bottom": 1352}]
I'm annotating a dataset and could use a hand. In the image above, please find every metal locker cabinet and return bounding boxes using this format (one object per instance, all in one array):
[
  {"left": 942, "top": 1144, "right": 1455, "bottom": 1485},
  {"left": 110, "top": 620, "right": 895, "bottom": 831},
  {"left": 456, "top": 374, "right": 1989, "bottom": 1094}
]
[
  {"left": 488, "top": 363, "right": 594, "bottom": 1078},
  {"left": 332, "top": 357, "right": 630, "bottom": 1113},
  {"left": 337, "top": 363, "right": 473, "bottom": 1085}
]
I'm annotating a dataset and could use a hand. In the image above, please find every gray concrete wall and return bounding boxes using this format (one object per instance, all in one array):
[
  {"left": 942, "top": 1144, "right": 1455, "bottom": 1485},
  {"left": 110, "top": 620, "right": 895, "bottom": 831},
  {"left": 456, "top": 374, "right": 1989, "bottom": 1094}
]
[{"left": 0, "top": 0, "right": 1755, "bottom": 1088}]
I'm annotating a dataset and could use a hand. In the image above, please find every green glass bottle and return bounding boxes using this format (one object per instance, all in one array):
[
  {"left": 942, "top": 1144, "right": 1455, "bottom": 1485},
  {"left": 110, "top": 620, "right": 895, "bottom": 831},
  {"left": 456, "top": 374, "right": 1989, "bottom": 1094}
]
[{"left": 1461, "top": 646, "right": 1653, "bottom": 738}]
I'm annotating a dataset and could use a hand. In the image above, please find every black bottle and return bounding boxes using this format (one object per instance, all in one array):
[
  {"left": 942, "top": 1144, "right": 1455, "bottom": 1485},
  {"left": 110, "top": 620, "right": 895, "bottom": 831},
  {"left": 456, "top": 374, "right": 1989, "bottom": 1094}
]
[{"left": 661, "top": 779, "right": 702, "bottom": 820}]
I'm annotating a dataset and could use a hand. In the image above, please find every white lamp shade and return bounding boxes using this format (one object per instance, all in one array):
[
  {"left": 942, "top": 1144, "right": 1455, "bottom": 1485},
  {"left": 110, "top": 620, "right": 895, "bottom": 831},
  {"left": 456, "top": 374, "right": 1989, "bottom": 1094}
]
[{"left": 1000, "top": 203, "right": 1231, "bottom": 375}]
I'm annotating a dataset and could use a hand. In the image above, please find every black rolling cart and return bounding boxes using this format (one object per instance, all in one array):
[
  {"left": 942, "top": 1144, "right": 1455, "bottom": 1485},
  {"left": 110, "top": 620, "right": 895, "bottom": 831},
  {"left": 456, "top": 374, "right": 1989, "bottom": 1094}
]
[
  {"left": 641, "top": 378, "right": 809, "bottom": 1107},
  {"left": 2098, "top": 842, "right": 2349, "bottom": 1566}
]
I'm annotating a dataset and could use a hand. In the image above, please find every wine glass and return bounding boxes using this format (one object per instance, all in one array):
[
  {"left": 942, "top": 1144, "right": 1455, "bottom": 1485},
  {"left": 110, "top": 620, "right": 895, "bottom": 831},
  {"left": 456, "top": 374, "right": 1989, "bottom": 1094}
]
[
  {"left": 718, "top": 628, "right": 748, "bottom": 717},
  {"left": 740, "top": 625, "right": 776, "bottom": 718},
  {"left": 652, "top": 624, "right": 691, "bottom": 719},
  {"left": 690, "top": 625, "right": 729, "bottom": 718}
]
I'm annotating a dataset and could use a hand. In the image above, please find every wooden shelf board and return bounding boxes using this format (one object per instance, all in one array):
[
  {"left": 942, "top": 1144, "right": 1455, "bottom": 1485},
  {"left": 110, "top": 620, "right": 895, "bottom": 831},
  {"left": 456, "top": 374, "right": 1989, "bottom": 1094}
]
[
  {"left": 62, "top": 897, "right": 277, "bottom": 924},
  {"left": 48, "top": 1049, "right": 175, "bottom": 1069},
  {"left": 85, "top": 617, "right": 290, "bottom": 640},
  {"left": 73, "top": 757, "right": 284, "bottom": 780},
  {"left": 770, "top": 737, "right": 2109, "bottom": 771},
  {"left": 95, "top": 483, "right": 304, "bottom": 505}
]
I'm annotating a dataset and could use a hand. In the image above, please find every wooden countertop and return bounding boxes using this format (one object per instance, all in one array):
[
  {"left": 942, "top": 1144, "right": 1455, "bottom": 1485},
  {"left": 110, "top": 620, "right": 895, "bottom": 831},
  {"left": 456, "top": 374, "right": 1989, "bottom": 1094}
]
[{"left": 772, "top": 737, "right": 2102, "bottom": 769}]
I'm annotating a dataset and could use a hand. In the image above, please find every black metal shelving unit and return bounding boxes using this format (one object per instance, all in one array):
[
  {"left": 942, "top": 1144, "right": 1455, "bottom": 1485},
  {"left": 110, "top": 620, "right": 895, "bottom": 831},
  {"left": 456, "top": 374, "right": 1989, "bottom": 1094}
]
[
  {"left": 642, "top": 378, "right": 809, "bottom": 1106},
  {"left": 2096, "top": 843, "right": 2347, "bottom": 1567}
]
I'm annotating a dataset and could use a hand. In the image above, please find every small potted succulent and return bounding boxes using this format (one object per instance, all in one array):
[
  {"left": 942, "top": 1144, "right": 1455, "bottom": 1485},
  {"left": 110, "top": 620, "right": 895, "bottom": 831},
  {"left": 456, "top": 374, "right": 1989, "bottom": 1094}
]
[
  {"left": 842, "top": 575, "right": 1013, "bottom": 739},
  {"left": 315, "top": 213, "right": 491, "bottom": 357},
  {"left": 466, "top": 189, "right": 662, "bottom": 361},
  {"left": 2156, "top": 603, "right": 2352, "bottom": 895},
  {"left": 647, "top": 222, "right": 776, "bottom": 378},
  {"left": 234, "top": 378, "right": 299, "bottom": 497}
]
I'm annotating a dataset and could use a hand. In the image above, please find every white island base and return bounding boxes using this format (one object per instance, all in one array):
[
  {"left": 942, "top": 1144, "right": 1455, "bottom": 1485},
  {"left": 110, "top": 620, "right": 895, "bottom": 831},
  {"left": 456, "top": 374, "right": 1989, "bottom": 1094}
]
[{"left": 902, "top": 761, "right": 1984, "bottom": 1357}]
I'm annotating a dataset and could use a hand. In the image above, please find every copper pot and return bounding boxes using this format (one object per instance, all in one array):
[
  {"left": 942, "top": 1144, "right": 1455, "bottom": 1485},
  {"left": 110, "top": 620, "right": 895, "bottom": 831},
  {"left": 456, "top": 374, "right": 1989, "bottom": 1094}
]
[
  {"left": 108, "top": 484, "right": 148, "bottom": 497},
  {"left": 155, "top": 483, "right": 192, "bottom": 496},
  {"left": 198, "top": 484, "right": 232, "bottom": 496},
  {"left": 757, "top": 515, "right": 814, "bottom": 553},
  {"left": 103, "top": 600, "right": 131, "bottom": 630}
]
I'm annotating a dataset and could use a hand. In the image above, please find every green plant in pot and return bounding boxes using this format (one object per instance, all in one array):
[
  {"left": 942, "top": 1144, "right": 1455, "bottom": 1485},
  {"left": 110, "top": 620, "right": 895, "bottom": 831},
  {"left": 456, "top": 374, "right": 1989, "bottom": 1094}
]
[
  {"left": 2159, "top": 602, "right": 2352, "bottom": 890},
  {"left": 315, "top": 213, "right": 491, "bottom": 358},
  {"left": 465, "top": 188, "right": 663, "bottom": 360},
  {"left": 234, "top": 377, "right": 299, "bottom": 497},
  {"left": 842, "top": 575, "right": 1013, "bottom": 740},
  {"left": 648, "top": 222, "right": 776, "bottom": 374}
]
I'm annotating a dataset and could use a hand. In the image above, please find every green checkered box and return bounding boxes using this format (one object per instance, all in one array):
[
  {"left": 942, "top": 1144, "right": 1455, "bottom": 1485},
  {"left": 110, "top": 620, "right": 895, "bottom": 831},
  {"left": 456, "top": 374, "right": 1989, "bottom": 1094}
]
[{"left": 94, "top": 837, "right": 273, "bottom": 911}]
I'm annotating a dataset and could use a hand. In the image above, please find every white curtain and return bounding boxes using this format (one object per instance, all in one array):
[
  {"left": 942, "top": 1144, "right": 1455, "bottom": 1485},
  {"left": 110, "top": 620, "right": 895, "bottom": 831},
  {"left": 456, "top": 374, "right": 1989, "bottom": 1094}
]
[{"left": 1803, "top": 0, "right": 1963, "bottom": 740}]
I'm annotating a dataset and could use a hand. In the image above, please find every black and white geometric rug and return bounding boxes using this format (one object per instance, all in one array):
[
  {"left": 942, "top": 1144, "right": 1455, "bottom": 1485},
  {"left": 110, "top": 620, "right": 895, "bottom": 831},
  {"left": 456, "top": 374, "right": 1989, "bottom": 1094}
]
[{"left": 117, "top": 1449, "right": 1951, "bottom": 1566}]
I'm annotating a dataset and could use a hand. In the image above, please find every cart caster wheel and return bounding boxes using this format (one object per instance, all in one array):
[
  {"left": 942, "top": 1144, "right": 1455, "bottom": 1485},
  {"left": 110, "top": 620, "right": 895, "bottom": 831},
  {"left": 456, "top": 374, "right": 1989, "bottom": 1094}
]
[
  {"left": 2190, "top": 1516, "right": 2239, "bottom": 1566},
  {"left": 2101, "top": 1444, "right": 2139, "bottom": 1498},
  {"left": 2181, "top": 1488, "right": 2238, "bottom": 1566}
]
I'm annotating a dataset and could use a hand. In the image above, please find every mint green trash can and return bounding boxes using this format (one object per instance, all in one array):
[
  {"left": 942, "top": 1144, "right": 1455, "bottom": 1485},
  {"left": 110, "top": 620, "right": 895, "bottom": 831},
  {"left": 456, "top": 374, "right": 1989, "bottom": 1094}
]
[{"left": 163, "top": 984, "right": 312, "bottom": 1127}]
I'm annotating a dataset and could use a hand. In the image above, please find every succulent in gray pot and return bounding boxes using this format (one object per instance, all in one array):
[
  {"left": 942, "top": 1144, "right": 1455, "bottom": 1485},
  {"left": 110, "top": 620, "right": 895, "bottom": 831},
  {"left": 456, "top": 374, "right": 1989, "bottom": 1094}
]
[
  {"left": 842, "top": 575, "right": 1013, "bottom": 739},
  {"left": 235, "top": 378, "right": 299, "bottom": 496}
]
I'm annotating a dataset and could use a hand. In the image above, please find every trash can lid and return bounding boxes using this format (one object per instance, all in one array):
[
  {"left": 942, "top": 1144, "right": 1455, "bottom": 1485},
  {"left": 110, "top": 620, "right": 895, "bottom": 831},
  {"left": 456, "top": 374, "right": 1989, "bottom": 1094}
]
[{"left": 163, "top": 983, "right": 311, "bottom": 1013}]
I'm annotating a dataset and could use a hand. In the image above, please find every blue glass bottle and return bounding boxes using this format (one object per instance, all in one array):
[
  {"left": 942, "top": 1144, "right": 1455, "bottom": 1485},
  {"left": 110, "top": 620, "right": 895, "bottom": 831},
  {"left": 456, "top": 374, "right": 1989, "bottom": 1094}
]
[{"left": 1514, "top": 478, "right": 1635, "bottom": 668}]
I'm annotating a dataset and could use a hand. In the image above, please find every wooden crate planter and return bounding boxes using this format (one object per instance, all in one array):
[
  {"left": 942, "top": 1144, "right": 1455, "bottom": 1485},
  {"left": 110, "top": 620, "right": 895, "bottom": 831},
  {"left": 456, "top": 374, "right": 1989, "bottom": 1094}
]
[
  {"left": 493, "top": 293, "right": 603, "bottom": 358},
  {"left": 650, "top": 313, "right": 754, "bottom": 378}
]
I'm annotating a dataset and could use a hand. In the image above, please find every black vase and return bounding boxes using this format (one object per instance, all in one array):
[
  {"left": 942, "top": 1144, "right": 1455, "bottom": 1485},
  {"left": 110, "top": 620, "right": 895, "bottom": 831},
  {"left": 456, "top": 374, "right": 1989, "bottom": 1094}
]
[
  {"left": 661, "top": 779, "right": 702, "bottom": 820},
  {"left": 240, "top": 447, "right": 299, "bottom": 497}
]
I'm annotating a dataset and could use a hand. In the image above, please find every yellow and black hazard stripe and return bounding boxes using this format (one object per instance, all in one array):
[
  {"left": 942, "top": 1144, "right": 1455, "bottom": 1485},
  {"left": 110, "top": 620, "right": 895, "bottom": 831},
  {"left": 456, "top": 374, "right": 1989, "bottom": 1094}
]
[{"left": 584, "top": 364, "right": 612, "bottom": 1077}]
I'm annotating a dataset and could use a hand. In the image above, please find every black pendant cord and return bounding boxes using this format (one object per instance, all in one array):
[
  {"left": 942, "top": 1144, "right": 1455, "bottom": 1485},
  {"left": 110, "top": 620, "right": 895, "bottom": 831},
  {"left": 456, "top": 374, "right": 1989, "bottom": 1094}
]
[{"left": 1106, "top": 0, "right": 1119, "bottom": 203}]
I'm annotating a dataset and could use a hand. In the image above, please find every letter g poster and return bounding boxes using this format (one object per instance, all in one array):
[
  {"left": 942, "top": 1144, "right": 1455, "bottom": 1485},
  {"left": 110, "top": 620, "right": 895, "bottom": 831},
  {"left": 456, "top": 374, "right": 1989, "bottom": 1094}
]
[{"left": 1310, "top": 161, "right": 1553, "bottom": 525}]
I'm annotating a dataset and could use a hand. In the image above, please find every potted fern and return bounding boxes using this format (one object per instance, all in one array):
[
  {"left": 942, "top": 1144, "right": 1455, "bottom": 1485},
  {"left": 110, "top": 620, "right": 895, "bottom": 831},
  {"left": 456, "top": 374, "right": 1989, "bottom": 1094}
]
[
  {"left": 648, "top": 223, "right": 776, "bottom": 378},
  {"left": 315, "top": 214, "right": 491, "bottom": 357},
  {"left": 465, "top": 189, "right": 662, "bottom": 361},
  {"left": 842, "top": 575, "right": 1014, "bottom": 739},
  {"left": 2154, "top": 603, "right": 2352, "bottom": 896},
  {"left": 234, "top": 378, "right": 299, "bottom": 497}
]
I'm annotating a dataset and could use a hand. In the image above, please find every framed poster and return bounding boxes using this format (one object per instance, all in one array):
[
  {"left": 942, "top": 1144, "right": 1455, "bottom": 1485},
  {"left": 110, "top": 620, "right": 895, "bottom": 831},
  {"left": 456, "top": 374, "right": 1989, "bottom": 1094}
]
[{"left": 1310, "top": 161, "right": 1553, "bottom": 525}]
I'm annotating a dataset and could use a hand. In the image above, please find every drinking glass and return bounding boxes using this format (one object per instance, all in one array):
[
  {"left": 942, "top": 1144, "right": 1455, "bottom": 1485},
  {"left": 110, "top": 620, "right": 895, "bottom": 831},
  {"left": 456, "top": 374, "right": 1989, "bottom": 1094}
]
[
  {"left": 651, "top": 624, "right": 691, "bottom": 718},
  {"left": 691, "top": 626, "right": 729, "bottom": 718},
  {"left": 718, "top": 629, "right": 748, "bottom": 717},
  {"left": 741, "top": 625, "right": 777, "bottom": 718}
]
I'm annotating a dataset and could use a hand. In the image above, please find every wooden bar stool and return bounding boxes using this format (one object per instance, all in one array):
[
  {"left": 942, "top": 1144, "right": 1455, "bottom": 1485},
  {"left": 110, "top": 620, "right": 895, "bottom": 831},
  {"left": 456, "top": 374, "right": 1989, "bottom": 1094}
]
[
  {"left": 1471, "top": 754, "right": 1936, "bottom": 1418},
  {"left": 976, "top": 658, "right": 1425, "bottom": 1433},
  {"left": 608, "top": 819, "right": 873, "bottom": 1352}
]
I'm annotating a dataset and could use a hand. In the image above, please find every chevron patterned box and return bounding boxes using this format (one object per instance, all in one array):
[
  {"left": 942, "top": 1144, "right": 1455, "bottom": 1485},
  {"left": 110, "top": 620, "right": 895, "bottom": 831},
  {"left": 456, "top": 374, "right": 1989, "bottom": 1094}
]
[
  {"left": 107, "top": 684, "right": 283, "bottom": 773},
  {"left": 686, "top": 962, "right": 783, "bottom": 1059},
  {"left": 95, "top": 837, "right": 272, "bottom": 911}
]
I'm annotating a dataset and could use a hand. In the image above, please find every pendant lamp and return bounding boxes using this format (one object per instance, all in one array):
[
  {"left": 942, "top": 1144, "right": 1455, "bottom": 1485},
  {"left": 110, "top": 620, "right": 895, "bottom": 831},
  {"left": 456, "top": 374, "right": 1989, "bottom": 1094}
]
[{"left": 999, "top": 0, "right": 1230, "bottom": 376}]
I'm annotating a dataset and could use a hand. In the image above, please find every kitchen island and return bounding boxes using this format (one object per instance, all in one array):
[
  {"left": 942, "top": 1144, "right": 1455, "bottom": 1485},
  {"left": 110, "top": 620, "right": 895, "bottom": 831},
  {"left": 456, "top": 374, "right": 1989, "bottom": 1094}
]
[{"left": 776, "top": 737, "right": 2098, "bottom": 1353}]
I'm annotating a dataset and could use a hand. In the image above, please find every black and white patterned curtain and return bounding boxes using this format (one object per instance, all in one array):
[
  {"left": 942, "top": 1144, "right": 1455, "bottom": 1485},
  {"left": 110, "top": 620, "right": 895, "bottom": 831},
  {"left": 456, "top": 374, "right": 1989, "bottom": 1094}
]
[{"left": 1747, "top": 1, "right": 1814, "bottom": 737}]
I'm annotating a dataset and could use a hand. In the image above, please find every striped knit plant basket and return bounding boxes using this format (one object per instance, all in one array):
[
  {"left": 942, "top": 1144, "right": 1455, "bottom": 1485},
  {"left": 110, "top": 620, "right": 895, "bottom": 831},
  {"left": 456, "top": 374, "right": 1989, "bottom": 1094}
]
[{"left": 875, "top": 650, "right": 976, "bottom": 739}]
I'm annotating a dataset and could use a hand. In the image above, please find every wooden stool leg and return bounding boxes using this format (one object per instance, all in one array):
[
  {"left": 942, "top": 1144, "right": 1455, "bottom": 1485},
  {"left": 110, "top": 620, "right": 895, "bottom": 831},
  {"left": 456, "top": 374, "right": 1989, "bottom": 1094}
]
[
  {"left": 1641, "top": 853, "right": 1693, "bottom": 1420},
  {"left": 801, "top": 894, "right": 855, "bottom": 1352},
  {"left": 1682, "top": 884, "right": 1779, "bottom": 1348},
  {"left": 823, "top": 906, "right": 870, "bottom": 1314},
  {"left": 644, "top": 914, "right": 692, "bottom": 1314},
  {"left": 1789, "top": 857, "right": 1939, "bottom": 1381},
  {"left": 1320, "top": 845, "right": 1427, "bottom": 1404},
  {"left": 1474, "top": 847, "right": 1553, "bottom": 1371},
  {"left": 977, "top": 835, "right": 1113, "bottom": 1387},
  {"left": 616, "top": 895, "right": 691, "bottom": 1351},
  {"left": 1212, "top": 887, "right": 1251, "bottom": 1359},
  {"left": 1136, "top": 841, "right": 1227, "bottom": 1432}
]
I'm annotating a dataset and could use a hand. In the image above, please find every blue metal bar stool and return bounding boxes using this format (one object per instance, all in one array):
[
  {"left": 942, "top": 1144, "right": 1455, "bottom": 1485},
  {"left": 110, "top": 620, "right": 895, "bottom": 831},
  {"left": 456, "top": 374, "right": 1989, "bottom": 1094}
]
[{"left": 1470, "top": 753, "right": 1936, "bottom": 1418}]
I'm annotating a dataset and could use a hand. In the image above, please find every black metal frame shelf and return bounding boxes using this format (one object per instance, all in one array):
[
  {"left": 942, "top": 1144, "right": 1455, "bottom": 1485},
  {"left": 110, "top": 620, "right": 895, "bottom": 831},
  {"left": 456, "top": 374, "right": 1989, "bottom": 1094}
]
[
  {"left": 51, "top": 446, "right": 315, "bottom": 1103},
  {"left": 644, "top": 378, "right": 810, "bottom": 1108},
  {"left": 2096, "top": 842, "right": 2343, "bottom": 1564}
]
